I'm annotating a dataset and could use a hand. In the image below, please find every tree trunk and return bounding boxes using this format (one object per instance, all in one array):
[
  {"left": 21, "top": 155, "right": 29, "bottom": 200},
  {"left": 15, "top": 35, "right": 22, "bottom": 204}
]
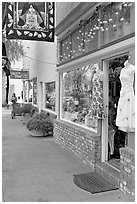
[{"left": 6, "top": 74, "right": 9, "bottom": 104}]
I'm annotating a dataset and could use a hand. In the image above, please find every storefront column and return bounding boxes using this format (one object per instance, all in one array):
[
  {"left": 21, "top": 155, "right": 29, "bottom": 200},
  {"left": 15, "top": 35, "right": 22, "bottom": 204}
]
[
  {"left": 58, "top": 72, "right": 63, "bottom": 119},
  {"left": 26, "top": 80, "right": 30, "bottom": 103},
  {"left": 43, "top": 82, "right": 46, "bottom": 109},
  {"left": 22, "top": 80, "right": 26, "bottom": 103},
  {"left": 32, "top": 80, "right": 34, "bottom": 105},
  {"left": 101, "top": 60, "right": 109, "bottom": 162},
  {"left": 41, "top": 82, "right": 44, "bottom": 109},
  {"left": 55, "top": 71, "right": 60, "bottom": 118},
  {"left": 39, "top": 82, "right": 43, "bottom": 110}
]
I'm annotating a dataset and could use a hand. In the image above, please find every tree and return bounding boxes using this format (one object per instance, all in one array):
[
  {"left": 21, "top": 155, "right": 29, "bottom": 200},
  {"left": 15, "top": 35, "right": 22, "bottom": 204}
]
[{"left": 5, "top": 39, "right": 24, "bottom": 63}]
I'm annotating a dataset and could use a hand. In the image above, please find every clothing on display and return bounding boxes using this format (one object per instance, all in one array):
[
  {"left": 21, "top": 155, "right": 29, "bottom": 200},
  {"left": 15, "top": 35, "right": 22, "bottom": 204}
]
[
  {"left": 89, "top": 69, "right": 105, "bottom": 119},
  {"left": 108, "top": 56, "right": 128, "bottom": 160},
  {"left": 116, "top": 61, "right": 135, "bottom": 132}
]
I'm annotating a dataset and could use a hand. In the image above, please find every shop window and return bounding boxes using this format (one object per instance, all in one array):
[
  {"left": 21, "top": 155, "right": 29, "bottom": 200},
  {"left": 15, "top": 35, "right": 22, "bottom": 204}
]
[
  {"left": 45, "top": 81, "right": 55, "bottom": 111},
  {"left": 29, "top": 80, "right": 33, "bottom": 102},
  {"left": 61, "top": 63, "right": 104, "bottom": 132},
  {"left": 100, "top": 2, "right": 135, "bottom": 46}
]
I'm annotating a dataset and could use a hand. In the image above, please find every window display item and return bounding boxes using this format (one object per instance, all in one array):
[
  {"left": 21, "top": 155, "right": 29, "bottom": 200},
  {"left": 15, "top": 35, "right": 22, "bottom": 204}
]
[
  {"left": 62, "top": 64, "right": 100, "bottom": 132},
  {"left": 116, "top": 61, "right": 135, "bottom": 132},
  {"left": 88, "top": 65, "right": 105, "bottom": 120}
]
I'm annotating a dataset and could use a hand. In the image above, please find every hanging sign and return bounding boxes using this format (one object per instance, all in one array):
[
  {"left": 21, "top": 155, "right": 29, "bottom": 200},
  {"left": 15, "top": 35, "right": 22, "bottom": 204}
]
[
  {"left": 6, "top": 2, "right": 54, "bottom": 42},
  {"left": 10, "top": 70, "right": 29, "bottom": 79}
]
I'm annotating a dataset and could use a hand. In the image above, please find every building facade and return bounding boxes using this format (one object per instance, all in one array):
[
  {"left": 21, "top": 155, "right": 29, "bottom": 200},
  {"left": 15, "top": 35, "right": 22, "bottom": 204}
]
[
  {"left": 23, "top": 40, "right": 57, "bottom": 117},
  {"left": 54, "top": 2, "right": 135, "bottom": 197}
]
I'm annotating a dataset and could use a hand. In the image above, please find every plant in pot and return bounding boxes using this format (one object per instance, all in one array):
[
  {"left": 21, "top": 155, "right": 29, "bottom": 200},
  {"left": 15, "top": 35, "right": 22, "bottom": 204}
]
[
  {"left": 21, "top": 104, "right": 39, "bottom": 125},
  {"left": 26, "top": 112, "right": 53, "bottom": 136}
]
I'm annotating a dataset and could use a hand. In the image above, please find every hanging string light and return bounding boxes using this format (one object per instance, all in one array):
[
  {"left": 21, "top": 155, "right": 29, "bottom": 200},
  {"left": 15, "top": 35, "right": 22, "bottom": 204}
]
[
  {"left": 128, "top": 2, "right": 133, "bottom": 7},
  {"left": 123, "top": 2, "right": 128, "bottom": 7},
  {"left": 59, "top": 2, "right": 133, "bottom": 64}
]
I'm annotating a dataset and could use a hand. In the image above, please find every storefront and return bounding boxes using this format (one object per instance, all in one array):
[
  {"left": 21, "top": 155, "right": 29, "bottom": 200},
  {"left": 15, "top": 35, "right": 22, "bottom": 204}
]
[
  {"left": 55, "top": 2, "right": 135, "bottom": 197},
  {"left": 22, "top": 36, "right": 57, "bottom": 116}
]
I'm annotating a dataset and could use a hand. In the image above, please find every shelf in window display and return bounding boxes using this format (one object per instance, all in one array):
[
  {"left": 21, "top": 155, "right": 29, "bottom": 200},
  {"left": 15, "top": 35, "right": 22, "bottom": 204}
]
[{"left": 62, "top": 111, "right": 97, "bottom": 132}]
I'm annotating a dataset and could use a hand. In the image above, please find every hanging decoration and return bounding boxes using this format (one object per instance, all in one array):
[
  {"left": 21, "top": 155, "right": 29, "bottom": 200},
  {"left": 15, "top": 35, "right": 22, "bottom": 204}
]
[
  {"left": 58, "top": 2, "right": 133, "bottom": 64},
  {"left": 6, "top": 2, "right": 55, "bottom": 42}
]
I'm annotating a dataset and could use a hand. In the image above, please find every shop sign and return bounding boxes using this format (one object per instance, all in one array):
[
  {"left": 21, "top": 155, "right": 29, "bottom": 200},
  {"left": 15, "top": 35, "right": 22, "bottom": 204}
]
[
  {"left": 6, "top": 2, "right": 54, "bottom": 42},
  {"left": 10, "top": 70, "right": 29, "bottom": 79}
]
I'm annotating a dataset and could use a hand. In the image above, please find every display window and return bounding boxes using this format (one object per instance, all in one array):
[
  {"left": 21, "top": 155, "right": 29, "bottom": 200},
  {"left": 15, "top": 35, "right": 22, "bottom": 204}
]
[
  {"left": 61, "top": 63, "right": 105, "bottom": 132},
  {"left": 45, "top": 81, "right": 55, "bottom": 111},
  {"left": 100, "top": 2, "right": 135, "bottom": 46}
]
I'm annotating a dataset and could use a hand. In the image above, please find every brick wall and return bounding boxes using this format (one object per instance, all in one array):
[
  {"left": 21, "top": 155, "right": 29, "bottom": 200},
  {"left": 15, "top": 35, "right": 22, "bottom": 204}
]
[
  {"left": 53, "top": 119, "right": 101, "bottom": 169},
  {"left": 120, "top": 147, "right": 135, "bottom": 197}
]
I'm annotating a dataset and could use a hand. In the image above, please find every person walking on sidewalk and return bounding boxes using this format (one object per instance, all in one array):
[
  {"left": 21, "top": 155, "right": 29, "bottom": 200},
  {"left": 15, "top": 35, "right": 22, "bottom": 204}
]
[{"left": 11, "top": 93, "right": 17, "bottom": 119}]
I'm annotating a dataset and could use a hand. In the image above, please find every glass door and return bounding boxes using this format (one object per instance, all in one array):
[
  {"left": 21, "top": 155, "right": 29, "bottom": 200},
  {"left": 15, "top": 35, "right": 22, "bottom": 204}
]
[
  {"left": 102, "top": 54, "right": 128, "bottom": 165},
  {"left": 108, "top": 56, "right": 128, "bottom": 162}
]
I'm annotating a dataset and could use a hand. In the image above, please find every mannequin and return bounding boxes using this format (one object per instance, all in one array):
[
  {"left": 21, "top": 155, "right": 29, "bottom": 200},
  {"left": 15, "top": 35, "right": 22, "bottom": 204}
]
[{"left": 116, "top": 56, "right": 135, "bottom": 135}]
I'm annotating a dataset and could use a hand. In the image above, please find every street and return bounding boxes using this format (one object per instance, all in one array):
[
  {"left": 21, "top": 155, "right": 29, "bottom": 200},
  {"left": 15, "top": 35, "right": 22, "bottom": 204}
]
[{"left": 2, "top": 108, "right": 134, "bottom": 202}]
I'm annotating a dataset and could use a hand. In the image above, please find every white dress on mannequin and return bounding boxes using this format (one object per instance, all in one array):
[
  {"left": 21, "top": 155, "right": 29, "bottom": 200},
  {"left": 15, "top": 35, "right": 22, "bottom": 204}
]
[{"left": 116, "top": 61, "right": 135, "bottom": 132}]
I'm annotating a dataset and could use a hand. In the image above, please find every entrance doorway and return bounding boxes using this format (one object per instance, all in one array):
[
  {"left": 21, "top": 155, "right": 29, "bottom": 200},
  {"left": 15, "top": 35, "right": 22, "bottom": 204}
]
[{"left": 106, "top": 54, "right": 128, "bottom": 170}]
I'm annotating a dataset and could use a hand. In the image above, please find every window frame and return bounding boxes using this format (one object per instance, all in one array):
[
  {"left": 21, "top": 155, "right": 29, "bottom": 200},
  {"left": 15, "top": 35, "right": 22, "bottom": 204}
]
[{"left": 59, "top": 62, "right": 102, "bottom": 133}]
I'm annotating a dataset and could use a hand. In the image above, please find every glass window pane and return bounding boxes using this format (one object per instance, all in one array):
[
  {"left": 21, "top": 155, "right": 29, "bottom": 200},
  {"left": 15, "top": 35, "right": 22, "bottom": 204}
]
[
  {"left": 45, "top": 81, "right": 55, "bottom": 111},
  {"left": 61, "top": 63, "right": 104, "bottom": 132},
  {"left": 100, "top": 2, "right": 135, "bottom": 46}
]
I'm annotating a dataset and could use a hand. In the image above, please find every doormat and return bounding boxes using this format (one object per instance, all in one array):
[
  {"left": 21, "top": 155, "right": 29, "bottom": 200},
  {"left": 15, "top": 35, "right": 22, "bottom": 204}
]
[{"left": 73, "top": 172, "right": 119, "bottom": 194}]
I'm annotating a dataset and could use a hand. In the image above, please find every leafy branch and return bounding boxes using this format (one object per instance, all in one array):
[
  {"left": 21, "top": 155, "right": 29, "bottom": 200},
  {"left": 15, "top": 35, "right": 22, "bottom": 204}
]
[{"left": 5, "top": 39, "right": 25, "bottom": 63}]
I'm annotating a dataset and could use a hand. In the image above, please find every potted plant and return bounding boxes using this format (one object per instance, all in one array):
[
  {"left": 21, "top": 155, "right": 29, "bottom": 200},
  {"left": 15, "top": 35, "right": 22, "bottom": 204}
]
[
  {"left": 21, "top": 104, "right": 39, "bottom": 124},
  {"left": 26, "top": 112, "right": 53, "bottom": 136}
]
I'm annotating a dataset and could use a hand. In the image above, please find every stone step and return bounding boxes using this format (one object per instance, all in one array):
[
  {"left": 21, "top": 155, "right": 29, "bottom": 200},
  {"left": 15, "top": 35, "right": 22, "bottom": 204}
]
[{"left": 95, "top": 161, "right": 120, "bottom": 187}]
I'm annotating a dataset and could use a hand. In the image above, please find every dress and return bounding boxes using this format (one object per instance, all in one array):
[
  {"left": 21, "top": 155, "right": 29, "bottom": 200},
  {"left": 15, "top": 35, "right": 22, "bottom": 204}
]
[{"left": 116, "top": 63, "right": 135, "bottom": 132}]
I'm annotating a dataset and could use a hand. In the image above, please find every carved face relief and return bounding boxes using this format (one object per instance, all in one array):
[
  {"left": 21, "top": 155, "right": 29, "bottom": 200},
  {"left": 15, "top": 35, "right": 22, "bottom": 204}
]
[{"left": 26, "top": 5, "right": 38, "bottom": 28}]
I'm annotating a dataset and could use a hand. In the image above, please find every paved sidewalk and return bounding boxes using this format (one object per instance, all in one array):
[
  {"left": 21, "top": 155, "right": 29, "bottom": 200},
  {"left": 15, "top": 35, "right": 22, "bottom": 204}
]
[{"left": 2, "top": 108, "right": 135, "bottom": 202}]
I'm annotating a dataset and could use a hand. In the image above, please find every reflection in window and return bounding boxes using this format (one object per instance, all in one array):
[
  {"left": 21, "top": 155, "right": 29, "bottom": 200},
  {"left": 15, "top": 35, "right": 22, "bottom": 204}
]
[
  {"left": 45, "top": 81, "right": 55, "bottom": 111},
  {"left": 61, "top": 63, "right": 104, "bottom": 132},
  {"left": 100, "top": 2, "right": 135, "bottom": 46}
]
